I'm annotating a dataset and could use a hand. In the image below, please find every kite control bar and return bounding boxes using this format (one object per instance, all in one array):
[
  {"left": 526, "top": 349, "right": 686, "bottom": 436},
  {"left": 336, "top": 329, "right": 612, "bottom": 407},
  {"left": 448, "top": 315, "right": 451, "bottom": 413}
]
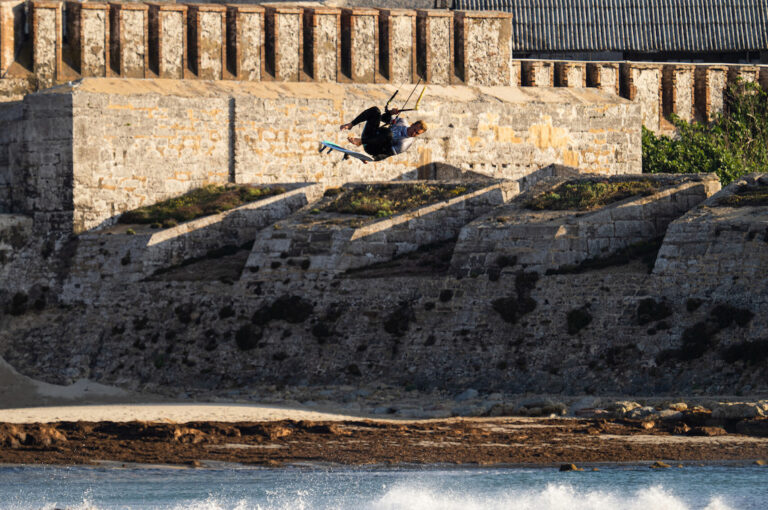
[
  {"left": 384, "top": 79, "right": 426, "bottom": 124},
  {"left": 396, "top": 85, "right": 426, "bottom": 113}
]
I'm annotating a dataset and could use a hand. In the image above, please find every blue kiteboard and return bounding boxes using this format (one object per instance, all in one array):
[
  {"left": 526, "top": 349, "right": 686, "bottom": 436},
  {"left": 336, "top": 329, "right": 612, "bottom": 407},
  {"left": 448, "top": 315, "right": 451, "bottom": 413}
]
[{"left": 319, "top": 141, "right": 374, "bottom": 162}]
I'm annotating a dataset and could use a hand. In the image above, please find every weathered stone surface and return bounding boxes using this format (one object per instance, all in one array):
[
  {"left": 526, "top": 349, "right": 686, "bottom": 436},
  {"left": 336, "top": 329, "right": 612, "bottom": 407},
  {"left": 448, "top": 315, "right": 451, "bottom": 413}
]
[
  {"left": 379, "top": 9, "right": 416, "bottom": 84},
  {"left": 455, "top": 12, "right": 512, "bottom": 86},
  {"left": 109, "top": 3, "right": 148, "bottom": 79},
  {"left": 416, "top": 9, "right": 452, "bottom": 85},
  {"left": 452, "top": 174, "right": 719, "bottom": 277},
  {"left": 265, "top": 5, "right": 302, "bottom": 81},
  {"left": 620, "top": 63, "right": 662, "bottom": 132},
  {"left": 188, "top": 5, "right": 225, "bottom": 80},
  {"left": 341, "top": 8, "right": 378, "bottom": 83},
  {"left": 711, "top": 403, "right": 766, "bottom": 420},
  {"left": 654, "top": 174, "right": 768, "bottom": 278},
  {"left": 66, "top": 2, "right": 108, "bottom": 77},
  {"left": 32, "top": 1, "right": 62, "bottom": 88},
  {"left": 304, "top": 7, "right": 340, "bottom": 82},
  {"left": 148, "top": 3, "right": 187, "bottom": 80}
]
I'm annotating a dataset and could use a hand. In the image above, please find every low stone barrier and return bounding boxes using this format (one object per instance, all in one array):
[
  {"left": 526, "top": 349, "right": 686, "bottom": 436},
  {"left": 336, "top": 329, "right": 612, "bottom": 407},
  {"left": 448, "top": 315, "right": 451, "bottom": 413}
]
[
  {"left": 64, "top": 183, "right": 320, "bottom": 293},
  {"left": 451, "top": 174, "right": 720, "bottom": 276},
  {"left": 654, "top": 173, "right": 768, "bottom": 279},
  {"left": 242, "top": 180, "right": 518, "bottom": 280}
]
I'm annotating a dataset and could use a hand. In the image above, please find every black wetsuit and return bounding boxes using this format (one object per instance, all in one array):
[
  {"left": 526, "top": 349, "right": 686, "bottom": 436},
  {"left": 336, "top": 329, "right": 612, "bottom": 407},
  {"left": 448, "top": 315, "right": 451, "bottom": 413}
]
[{"left": 347, "top": 107, "right": 396, "bottom": 161}]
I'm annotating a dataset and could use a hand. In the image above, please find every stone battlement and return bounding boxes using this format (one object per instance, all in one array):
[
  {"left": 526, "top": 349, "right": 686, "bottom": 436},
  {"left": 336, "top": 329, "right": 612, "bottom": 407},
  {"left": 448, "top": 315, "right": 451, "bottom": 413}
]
[{"left": 0, "top": 2, "right": 767, "bottom": 134}]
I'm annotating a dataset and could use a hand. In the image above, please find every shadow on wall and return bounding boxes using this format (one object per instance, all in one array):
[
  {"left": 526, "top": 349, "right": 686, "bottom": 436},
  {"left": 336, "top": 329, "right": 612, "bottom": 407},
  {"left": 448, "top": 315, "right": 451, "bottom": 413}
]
[{"left": 415, "top": 161, "right": 580, "bottom": 192}]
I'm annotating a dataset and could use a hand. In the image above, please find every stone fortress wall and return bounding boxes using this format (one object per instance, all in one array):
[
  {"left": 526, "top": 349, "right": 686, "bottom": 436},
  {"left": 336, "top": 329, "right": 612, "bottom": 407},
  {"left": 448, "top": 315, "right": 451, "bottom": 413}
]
[
  {"left": 0, "top": 1, "right": 767, "bottom": 135},
  {"left": 0, "top": 79, "right": 641, "bottom": 232},
  {"left": 1, "top": 2, "right": 767, "bottom": 399}
]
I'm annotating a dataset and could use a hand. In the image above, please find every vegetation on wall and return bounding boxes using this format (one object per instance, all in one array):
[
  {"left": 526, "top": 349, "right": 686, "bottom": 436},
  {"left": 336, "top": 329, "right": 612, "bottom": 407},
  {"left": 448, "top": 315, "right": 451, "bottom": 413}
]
[
  {"left": 717, "top": 183, "right": 768, "bottom": 207},
  {"left": 118, "top": 185, "right": 285, "bottom": 227},
  {"left": 643, "top": 80, "right": 768, "bottom": 185},
  {"left": 526, "top": 180, "right": 660, "bottom": 211},
  {"left": 322, "top": 183, "right": 469, "bottom": 218}
]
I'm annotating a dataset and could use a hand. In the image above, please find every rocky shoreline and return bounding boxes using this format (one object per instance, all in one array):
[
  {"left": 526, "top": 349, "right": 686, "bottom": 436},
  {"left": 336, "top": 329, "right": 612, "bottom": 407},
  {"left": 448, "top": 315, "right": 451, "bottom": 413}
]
[{"left": 1, "top": 397, "right": 768, "bottom": 468}]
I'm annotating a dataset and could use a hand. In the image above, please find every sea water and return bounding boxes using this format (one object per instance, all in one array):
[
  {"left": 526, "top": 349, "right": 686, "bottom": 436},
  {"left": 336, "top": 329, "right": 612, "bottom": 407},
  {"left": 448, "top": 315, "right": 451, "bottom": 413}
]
[{"left": 0, "top": 463, "right": 766, "bottom": 510}]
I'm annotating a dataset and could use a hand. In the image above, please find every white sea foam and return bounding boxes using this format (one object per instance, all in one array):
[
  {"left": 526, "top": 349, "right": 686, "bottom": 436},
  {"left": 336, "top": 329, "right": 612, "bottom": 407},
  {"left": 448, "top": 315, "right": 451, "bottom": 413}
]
[
  {"left": 2, "top": 466, "right": 757, "bottom": 510},
  {"left": 367, "top": 483, "right": 734, "bottom": 510}
]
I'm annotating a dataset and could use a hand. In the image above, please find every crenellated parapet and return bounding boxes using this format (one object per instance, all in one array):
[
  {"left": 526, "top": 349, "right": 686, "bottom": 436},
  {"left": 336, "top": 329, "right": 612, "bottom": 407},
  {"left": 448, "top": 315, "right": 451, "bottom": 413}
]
[{"left": 0, "top": 2, "right": 766, "bottom": 134}]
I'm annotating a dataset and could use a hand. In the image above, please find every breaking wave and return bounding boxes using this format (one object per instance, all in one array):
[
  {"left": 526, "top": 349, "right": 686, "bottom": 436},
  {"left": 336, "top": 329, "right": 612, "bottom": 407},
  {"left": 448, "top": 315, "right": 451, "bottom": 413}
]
[{"left": 3, "top": 466, "right": 758, "bottom": 510}]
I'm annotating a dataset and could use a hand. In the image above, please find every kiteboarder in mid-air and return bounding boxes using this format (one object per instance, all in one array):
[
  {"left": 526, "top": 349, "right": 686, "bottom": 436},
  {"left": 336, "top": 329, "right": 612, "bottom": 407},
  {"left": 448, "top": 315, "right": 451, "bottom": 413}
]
[
  {"left": 339, "top": 106, "right": 427, "bottom": 162},
  {"left": 319, "top": 82, "right": 427, "bottom": 163}
]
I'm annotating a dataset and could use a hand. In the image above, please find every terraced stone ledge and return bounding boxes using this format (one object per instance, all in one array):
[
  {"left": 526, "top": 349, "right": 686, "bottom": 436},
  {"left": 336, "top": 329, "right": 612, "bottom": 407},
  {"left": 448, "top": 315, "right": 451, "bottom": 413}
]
[
  {"left": 655, "top": 173, "right": 768, "bottom": 279},
  {"left": 451, "top": 173, "right": 720, "bottom": 277},
  {"left": 62, "top": 184, "right": 321, "bottom": 299},
  {"left": 243, "top": 180, "right": 519, "bottom": 280}
]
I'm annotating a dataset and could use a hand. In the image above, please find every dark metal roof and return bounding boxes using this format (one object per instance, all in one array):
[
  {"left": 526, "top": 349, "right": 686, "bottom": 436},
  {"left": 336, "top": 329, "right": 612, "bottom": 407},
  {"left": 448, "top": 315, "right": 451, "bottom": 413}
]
[{"left": 452, "top": 0, "right": 768, "bottom": 52}]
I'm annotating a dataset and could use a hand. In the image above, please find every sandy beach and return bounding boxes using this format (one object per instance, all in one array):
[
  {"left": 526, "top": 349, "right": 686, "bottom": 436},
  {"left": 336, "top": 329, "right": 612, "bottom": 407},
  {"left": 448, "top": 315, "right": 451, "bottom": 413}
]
[
  {"left": 2, "top": 357, "right": 768, "bottom": 468},
  {"left": 0, "top": 403, "right": 362, "bottom": 424}
]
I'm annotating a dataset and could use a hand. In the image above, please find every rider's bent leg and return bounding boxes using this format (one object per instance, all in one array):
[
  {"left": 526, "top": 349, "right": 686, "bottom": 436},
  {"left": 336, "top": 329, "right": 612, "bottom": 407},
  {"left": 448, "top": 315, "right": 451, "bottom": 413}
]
[{"left": 349, "top": 107, "right": 383, "bottom": 142}]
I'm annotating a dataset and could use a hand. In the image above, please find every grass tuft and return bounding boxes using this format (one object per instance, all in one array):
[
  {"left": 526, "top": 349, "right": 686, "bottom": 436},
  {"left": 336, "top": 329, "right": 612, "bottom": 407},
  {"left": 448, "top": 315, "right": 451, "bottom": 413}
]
[
  {"left": 717, "top": 184, "right": 768, "bottom": 208},
  {"left": 322, "top": 183, "right": 469, "bottom": 217},
  {"left": 526, "top": 180, "right": 660, "bottom": 211},
  {"left": 118, "top": 184, "right": 285, "bottom": 226}
]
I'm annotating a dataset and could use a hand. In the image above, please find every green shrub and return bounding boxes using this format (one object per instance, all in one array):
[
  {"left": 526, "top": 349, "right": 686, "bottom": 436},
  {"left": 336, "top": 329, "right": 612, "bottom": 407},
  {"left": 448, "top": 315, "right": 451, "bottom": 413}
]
[{"left": 643, "top": 79, "right": 768, "bottom": 185}]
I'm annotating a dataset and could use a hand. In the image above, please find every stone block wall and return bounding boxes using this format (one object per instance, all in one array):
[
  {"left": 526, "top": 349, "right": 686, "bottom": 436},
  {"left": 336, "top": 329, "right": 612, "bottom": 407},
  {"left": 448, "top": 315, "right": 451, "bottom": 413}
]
[
  {"left": 264, "top": 4, "right": 302, "bottom": 81},
  {"left": 10, "top": 92, "right": 74, "bottom": 229},
  {"left": 148, "top": 2, "right": 187, "bottom": 79},
  {"left": 451, "top": 174, "right": 721, "bottom": 276},
  {"left": 555, "top": 61, "right": 586, "bottom": 88},
  {"left": 586, "top": 62, "right": 620, "bottom": 95},
  {"left": 0, "top": 3, "right": 764, "bottom": 136},
  {"left": 243, "top": 180, "right": 519, "bottom": 280},
  {"left": 0, "top": 101, "right": 22, "bottom": 213},
  {"left": 69, "top": 87, "right": 230, "bottom": 232},
  {"left": 188, "top": 4, "right": 226, "bottom": 80},
  {"left": 521, "top": 60, "right": 553, "bottom": 87},
  {"left": 379, "top": 9, "right": 416, "bottom": 84},
  {"left": 109, "top": 2, "right": 148, "bottom": 79},
  {"left": 341, "top": 8, "right": 378, "bottom": 83},
  {"left": 654, "top": 174, "right": 768, "bottom": 279},
  {"left": 0, "top": 0, "right": 25, "bottom": 77},
  {"left": 66, "top": 2, "right": 109, "bottom": 78},
  {"left": 694, "top": 65, "right": 728, "bottom": 122},
  {"left": 227, "top": 5, "right": 264, "bottom": 81},
  {"left": 1, "top": 79, "right": 641, "bottom": 233},
  {"left": 31, "top": 1, "right": 63, "bottom": 88},
  {"left": 454, "top": 11, "right": 512, "bottom": 86},
  {"left": 620, "top": 62, "right": 662, "bottom": 133},
  {"left": 303, "top": 7, "right": 340, "bottom": 82},
  {"left": 65, "top": 183, "right": 321, "bottom": 290},
  {"left": 662, "top": 64, "right": 695, "bottom": 124},
  {"left": 416, "top": 9, "right": 452, "bottom": 85}
]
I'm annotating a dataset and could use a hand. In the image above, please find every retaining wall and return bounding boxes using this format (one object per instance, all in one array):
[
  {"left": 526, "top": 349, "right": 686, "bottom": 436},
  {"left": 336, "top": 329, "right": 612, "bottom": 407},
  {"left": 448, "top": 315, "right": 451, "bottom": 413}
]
[
  {"left": 451, "top": 174, "right": 721, "bottom": 276},
  {"left": 243, "top": 180, "right": 518, "bottom": 281},
  {"left": 0, "top": 78, "right": 639, "bottom": 233},
  {"left": 1, "top": 3, "right": 767, "bottom": 133},
  {"left": 64, "top": 183, "right": 321, "bottom": 294},
  {"left": 654, "top": 174, "right": 768, "bottom": 279}
]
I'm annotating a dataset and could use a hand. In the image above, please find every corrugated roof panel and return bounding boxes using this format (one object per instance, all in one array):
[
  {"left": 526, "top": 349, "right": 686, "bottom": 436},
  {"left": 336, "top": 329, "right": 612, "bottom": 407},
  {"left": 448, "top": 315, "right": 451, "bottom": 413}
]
[{"left": 452, "top": 0, "right": 768, "bottom": 52}]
